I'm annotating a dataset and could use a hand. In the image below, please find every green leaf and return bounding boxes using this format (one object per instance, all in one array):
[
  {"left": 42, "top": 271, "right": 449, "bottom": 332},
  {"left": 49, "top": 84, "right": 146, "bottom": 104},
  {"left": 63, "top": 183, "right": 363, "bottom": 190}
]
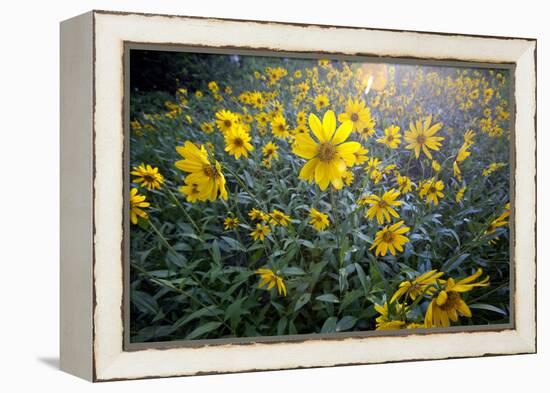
[
  {"left": 283, "top": 266, "right": 306, "bottom": 276},
  {"left": 321, "top": 317, "right": 337, "bottom": 333},
  {"left": 469, "top": 303, "right": 508, "bottom": 316},
  {"left": 336, "top": 316, "right": 357, "bottom": 332},
  {"left": 277, "top": 317, "right": 288, "bottom": 335},
  {"left": 221, "top": 236, "right": 244, "bottom": 251},
  {"left": 211, "top": 240, "right": 221, "bottom": 265},
  {"left": 173, "top": 306, "right": 222, "bottom": 330},
  {"left": 294, "top": 293, "right": 311, "bottom": 312},
  {"left": 130, "top": 290, "right": 158, "bottom": 315},
  {"left": 185, "top": 321, "right": 223, "bottom": 340},
  {"left": 316, "top": 294, "right": 340, "bottom": 303},
  {"left": 442, "top": 253, "right": 470, "bottom": 272}
]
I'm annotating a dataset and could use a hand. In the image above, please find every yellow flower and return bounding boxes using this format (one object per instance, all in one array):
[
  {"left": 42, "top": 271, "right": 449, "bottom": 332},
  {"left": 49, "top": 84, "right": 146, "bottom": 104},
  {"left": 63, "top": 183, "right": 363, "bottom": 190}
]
[
  {"left": 390, "top": 270, "right": 444, "bottom": 303},
  {"left": 131, "top": 164, "right": 164, "bottom": 190},
  {"left": 419, "top": 178, "right": 445, "bottom": 205},
  {"left": 338, "top": 98, "right": 375, "bottom": 132},
  {"left": 200, "top": 121, "right": 215, "bottom": 134},
  {"left": 215, "top": 109, "right": 238, "bottom": 134},
  {"left": 269, "top": 209, "right": 291, "bottom": 227},
  {"left": 456, "top": 187, "right": 466, "bottom": 203},
  {"left": 224, "top": 125, "right": 254, "bottom": 159},
  {"left": 296, "top": 111, "right": 307, "bottom": 124},
  {"left": 130, "top": 188, "right": 150, "bottom": 225},
  {"left": 255, "top": 112, "right": 269, "bottom": 127},
  {"left": 365, "top": 157, "right": 381, "bottom": 173},
  {"left": 432, "top": 160, "right": 441, "bottom": 172},
  {"left": 309, "top": 207, "right": 330, "bottom": 231},
  {"left": 357, "top": 124, "right": 376, "bottom": 140},
  {"left": 223, "top": 216, "right": 239, "bottom": 230},
  {"left": 256, "top": 268, "right": 287, "bottom": 296},
  {"left": 313, "top": 94, "right": 330, "bottom": 111},
  {"left": 485, "top": 207, "right": 510, "bottom": 234},
  {"left": 482, "top": 162, "right": 506, "bottom": 177},
  {"left": 371, "top": 221, "right": 410, "bottom": 256},
  {"left": 364, "top": 189, "right": 403, "bottom": 224},
  {"left": 195, "top": 90, "right": 203, "bottom": 98},
  {"left": 175, "top": 141, "right": 228, "bottom": 202},
  {"left": 262, "top": 141, "right": 279, "bottom": 161},
  {"left": 248, "top": 208, "right": 269, "bottom": 222},
  {"left": 208, "top": 81, "right": 219, "bottom": 93},
  {"left": 178, "top": 178, "right": 201, "bottom": 203},
  {"left": 354, "top": 146, "right": 369, "bottom": 165},
  {"left": 374, "top": 302, "right": 407, "bottom": 330},
  {"left": 292, "top": 110, "right": 360, "bottom": 190},
  {"left": 377, "top": 125, "right": 401, "bottom": 148},
  {"left": 270, "top": 114, "right": 290, "bottom": 139},
  {"left": 404, "top": 115, "right": 445, "bottom": 159},
  {"left": 396, "top": 174, "right": 413, "bottom": 194},
  {"left": 341, "top": 170, "right": 354, "bottom": 186},
  {"left": 250, "top": 223, "right": 271, "bottom": 241},
  {"left": 425, "top": 269, "right": 490, "bottom": 328}
]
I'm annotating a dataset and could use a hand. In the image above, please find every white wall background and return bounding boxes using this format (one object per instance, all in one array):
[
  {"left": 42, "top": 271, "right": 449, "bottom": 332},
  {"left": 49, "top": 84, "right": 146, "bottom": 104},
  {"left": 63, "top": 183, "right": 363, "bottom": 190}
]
[{"left": 0, "top": 0, "right": 545, "bottom": 391}]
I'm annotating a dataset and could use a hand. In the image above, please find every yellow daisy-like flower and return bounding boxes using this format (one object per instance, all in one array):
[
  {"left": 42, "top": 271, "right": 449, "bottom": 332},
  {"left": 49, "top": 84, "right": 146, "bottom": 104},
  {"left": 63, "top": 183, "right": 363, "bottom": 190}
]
[
  {"left": 248, "top": 208, "right": 269, "bottom": 222},
  {"left": 178, "top": 178, "right": 201, "bottom": 203},
  {"left": 255, "top": 268, "right": 287, "bottom": 296},
  {"left": 374, "top": 302, "right": 407, "bottom": 330},
  {"left": 130, "top": 164, "right": 164, "bottom": 190},
  {"left": 175, "top": 141, "right": 228, "bottom": 202},
  {"left": 390, "top": 270, "right": 444, "bottom": 303},
  {"left": 292, "top": 110, "right": 360, "bottom": 191},
  {"left": 365, "top": 157, "right": 381, "bottom": 173},
  {"left": 270, "top": 114, "right": 290, "bottom": 139},
  {"left": 338, "top": 98, "right": 375, "bottom": 132},
  {"left": 250, "top": 223, "right": 271, "bottom": 241},
  {"left": 419, "top": 178, "right": 445, "bottom": 205},
  {"left": 223, "top": 216, "right": 240, "bottom": 230},
  {"left": 309, "top": 207, "right": 330, "bottom": 231},
  {"left": 200, "top": 121, "right": 215, "bottom": 134},
  {"left": 269, "top": 209, "right": 291, "bottom": 227},
  {"left": 425, "top": 269, "right": 490, "bottom": 328},
  {"left": 485, "top": 208, "right": 510, "bottom": 235},
  {"left": 404, "top": 115, "right": 445, "bottom": 159},
  {"left": 371, "top": 221, "right": 410, "bottom": 256},
  {"left": 432, "top": 160, "right": 441, "bottom": 172},
  {"left": 341, "top": 170, "right": 354, "bottom": 186},
  {"left": 364, "top": 189, "right": 403, "bottom": 224},
  {"left": 130, "top": 188, "right": 150, "bottom": 225},
  {"left": 255, "top": 112, "right": 269, "bottom": 127},
  {"left": 354, "top": 146, "right": 369, "bottom": 165},
  {"left": 296, "top": 111, "right": 307, "bottom": 124},
  {"left": 313, "top": 94, "right": 330, "bottom": 111},
  {"left": 377, "top": 125, "right": 401, "bottom": 149},
  {"left": 262, "top": 141, "right": 279, "bottom": 161},
  {"left": 224, "top": 125, "right": 254, "bottom": 159},
  {"left": 357, "top": 124, "right": 376, "bottom": 141},
  {"left": 215, "top": 109, "right": 238, "bottom": 134},
  {"left": 396, "top": 174, "right": 413, "bottom": 194}
]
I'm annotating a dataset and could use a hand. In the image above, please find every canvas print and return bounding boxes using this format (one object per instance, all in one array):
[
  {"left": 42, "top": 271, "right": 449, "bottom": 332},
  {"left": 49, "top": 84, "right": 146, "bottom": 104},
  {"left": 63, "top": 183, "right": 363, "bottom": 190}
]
[{"left": 127, "top": 49, "right": 512, "bottom": 343}]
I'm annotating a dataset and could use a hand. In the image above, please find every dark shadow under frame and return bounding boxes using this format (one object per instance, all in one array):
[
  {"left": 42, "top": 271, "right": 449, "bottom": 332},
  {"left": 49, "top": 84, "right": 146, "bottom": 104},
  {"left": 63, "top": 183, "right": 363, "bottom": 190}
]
[{"left": 122, "top": 41, "right": 516, "bottom": 352}]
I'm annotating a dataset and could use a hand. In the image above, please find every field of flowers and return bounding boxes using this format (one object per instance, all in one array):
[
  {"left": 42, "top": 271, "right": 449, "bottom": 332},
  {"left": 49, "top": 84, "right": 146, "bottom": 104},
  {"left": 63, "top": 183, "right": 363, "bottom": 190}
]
[{"left": 128, "top": 51, "right": 511, "bottom": 343}]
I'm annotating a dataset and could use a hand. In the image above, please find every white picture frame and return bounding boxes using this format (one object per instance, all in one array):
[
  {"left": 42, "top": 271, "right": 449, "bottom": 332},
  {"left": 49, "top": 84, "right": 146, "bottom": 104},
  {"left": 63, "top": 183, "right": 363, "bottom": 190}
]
[{"left": 60, "top": 10, "right": 536, "bottom": 381}]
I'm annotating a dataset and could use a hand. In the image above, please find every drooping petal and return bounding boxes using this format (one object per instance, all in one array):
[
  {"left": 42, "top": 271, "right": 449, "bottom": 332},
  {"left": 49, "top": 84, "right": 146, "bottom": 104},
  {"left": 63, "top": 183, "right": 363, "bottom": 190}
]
[{"left": 332, "top": 120, "right": 353, "bottom": 144}]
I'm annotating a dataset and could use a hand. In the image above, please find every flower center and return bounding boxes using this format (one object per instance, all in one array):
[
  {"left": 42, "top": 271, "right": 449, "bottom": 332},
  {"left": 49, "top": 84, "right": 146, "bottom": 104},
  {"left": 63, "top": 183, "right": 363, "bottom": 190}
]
[
  {"left": 233, "top": 137, "right": 244, "bottom": 147},
  {"left": 387, "top": 135, "right": 394, "bottom": 142},
  {"left": 143, "top": 174, "right": 155, "bottom": 183},
  {"left": 428, "top": 186, "right": 437, "bottom": 194},
  {"left": 378, "top": 200, "right": 387, "bottom": 208},
  {"left": 382, "top": 231, "right": 394, "bottom": 243},
  {"left": 440, "top": 291, "right": 461, "bottom": 311},
  {"left": 224, "top": 120, "right": 232, "bottom": 127},
  {"left": 318, "top": 142, "right": 337, "bottom": 161},
  {"left": 417, "top": 134, "right": 426, "bottom": 144},
  {"left": 203, "top": 164, "right": 218, "bottom": 178},
  {"left": 351, "top": 113, "right": 359, "bottom": 122}
]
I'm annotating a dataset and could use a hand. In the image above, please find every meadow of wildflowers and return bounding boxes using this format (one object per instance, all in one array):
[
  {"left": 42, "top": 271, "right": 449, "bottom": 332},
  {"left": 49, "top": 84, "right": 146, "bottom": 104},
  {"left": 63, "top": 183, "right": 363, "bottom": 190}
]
[{"left": 128, "top": 51, "right": 511, "bottom": 342}]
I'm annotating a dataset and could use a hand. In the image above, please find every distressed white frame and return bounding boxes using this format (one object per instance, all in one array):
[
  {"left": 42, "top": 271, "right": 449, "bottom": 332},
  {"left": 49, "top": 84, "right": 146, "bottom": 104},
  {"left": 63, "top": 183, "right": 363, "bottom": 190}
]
[{"left": 60, "top": 10, "right": 536, "bottom": 381}]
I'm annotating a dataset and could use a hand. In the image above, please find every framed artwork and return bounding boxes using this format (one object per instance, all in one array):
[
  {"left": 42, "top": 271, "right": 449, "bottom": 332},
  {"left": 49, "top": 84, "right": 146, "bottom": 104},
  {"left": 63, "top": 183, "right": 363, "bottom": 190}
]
[{"left": 60, "top": 10, "right": 537, "bottom": 381}]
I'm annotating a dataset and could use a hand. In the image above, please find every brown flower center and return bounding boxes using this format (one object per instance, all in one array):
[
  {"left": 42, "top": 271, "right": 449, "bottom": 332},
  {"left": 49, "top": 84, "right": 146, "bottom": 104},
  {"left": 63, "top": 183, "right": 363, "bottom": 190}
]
[
  {"left": 224, "top": 120, "right": 232, "bottom": 127},
  {"left": 387, "top": 135, "right": 394, "bottom": 142},
  {"left": 233, "top": 137, "right": 244, "bottom": 147},
  {"left": 350, "top": 113, "right": 359, "bottom": 122},
  {"left": 439, "top": 291, "right": 461, "bottom": 311},
  {"left": 382, "top": 230, "right": 394, "bottom": 243},
  {"left": 428, "top": 186, "right": 437, "bottom": 194},
  {"left": 318, "top": 142, "right": 337, "bottom": 161},
  {"left": 203, "top": 164, "right": 218, "bottom": 178},
  {"left": 417, "top": 134, "right": 426, "bottom": 144}
]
